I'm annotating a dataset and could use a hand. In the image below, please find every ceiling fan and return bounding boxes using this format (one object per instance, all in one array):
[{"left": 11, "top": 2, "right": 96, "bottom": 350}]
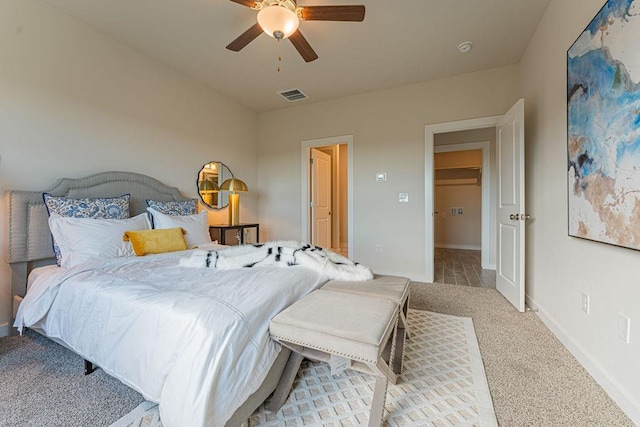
[{"left": 226, "top": 0, "right": 365, "bottom": 63}]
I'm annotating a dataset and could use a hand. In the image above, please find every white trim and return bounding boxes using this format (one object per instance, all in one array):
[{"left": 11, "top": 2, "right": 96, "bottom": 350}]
[
  {"left": 0, "top": 322, "right": 10, "bottom": 337},
  {"left": 435, "top": 244, "right": 482, "bottom": 251},
  {"left": 526, "top": 295, "right": 640, "bottom": 424},
  {"left": 373, "top": 269, "right": 428, "bottom": 283},
  {"left": 425, "top": 116, "right": 501, "bottom": 283},
  {"left": 435, "top": 141, "right": 491, "bottom": 268},
  {"left": 301, "top": 135, "right": 354, "bottom": 259}
]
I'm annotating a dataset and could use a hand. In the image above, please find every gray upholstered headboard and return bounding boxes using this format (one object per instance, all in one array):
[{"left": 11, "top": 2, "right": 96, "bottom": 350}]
[{"left": 4, "top": 171, "right": 189, "bottom": 300}]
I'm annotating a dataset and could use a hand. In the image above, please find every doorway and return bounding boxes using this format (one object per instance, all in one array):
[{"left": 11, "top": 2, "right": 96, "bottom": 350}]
[
  {"left": 424, "top": 116, "right": 502, "bottom": 284},
  {"left": 434, "top": 142, "right": 495, "bottom": 288},
  {"left": 435, "top": 139, "right": 493, "bottom": 267},
  {"left": 425, "top": 99, "right": 526, "bottom": 312},
  {"left": 301, "top": 135, "right": 353, "bottom": 258}
]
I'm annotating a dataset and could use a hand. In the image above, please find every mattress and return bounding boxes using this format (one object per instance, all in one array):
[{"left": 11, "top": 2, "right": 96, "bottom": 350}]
[{"left": 15, "top": 250, "right": 326, "bottom": 426}]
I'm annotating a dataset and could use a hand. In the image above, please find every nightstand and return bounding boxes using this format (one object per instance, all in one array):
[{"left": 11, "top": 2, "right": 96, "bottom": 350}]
[{"left": 209, "top": 223, "right": 259, "bottom": 245}]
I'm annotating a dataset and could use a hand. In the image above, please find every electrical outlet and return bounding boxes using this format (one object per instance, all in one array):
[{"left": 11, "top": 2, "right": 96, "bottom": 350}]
[
  {"left": 618, "top": 313, "right": 630, "bottom": 344},
  {"left": 449, "top": 207, "right": 464, "bottom": 216},
  {"left": 581, "top": 293, "right": 590, "bottom": 315},
  {"left": 399, "top": 193, "right": 409, "bottom": 203},
  {"left": 375, "top": 244, "right": 382, "bottom": 254}
]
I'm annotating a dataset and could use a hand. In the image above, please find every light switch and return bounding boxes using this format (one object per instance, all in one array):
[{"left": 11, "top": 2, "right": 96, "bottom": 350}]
[
  {"left": 399, "top": 193, "right": 409, "bottom": 203},
  {"left": 376, "top": 172, "right": 387, "bottom": 182}
]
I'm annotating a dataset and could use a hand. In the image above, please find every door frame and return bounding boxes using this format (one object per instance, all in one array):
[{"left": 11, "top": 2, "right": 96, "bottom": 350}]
[
  {"left": 434, "top": 141, "right": 492, "bottom": 268},
  {"left": 301, "top": 135, "right": 354, "bottom": 258},
  {"left": 425, "top": 117, "right": 501, "bottom": 283}
]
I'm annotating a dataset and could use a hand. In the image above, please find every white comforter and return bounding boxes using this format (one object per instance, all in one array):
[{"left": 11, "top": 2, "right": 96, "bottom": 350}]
[{"left": 14, "top": 249, "right": 327, "bottom": 426}]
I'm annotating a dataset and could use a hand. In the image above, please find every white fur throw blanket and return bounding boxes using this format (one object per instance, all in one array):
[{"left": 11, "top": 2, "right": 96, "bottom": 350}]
[{"left": 180, "top": 241, "right": 373, "bottom": 281}]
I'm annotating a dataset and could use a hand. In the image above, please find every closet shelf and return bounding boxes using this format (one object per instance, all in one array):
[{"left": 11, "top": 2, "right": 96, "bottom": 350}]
[{"left": 435, "top": 166, "right": 481, "bottom": 186}]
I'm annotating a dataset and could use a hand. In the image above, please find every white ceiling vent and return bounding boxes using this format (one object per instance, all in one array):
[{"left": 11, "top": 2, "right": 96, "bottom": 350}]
[{"left": 278, "top": 88, "right": 309, "bottom": 102}]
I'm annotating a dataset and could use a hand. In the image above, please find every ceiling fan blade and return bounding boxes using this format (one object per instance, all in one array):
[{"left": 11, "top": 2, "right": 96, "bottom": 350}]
[
  {"left": 300, "top": 5, "right": 365, "bottom": 22},
  {"left": 226, "top": 23, "right": 263, "bottom": 52},
  {"left": 289, "top": 30, "right": 318, "bottom": 62},
  {"left": 229, "top": 0, "right": 257, "bottom": 8}
]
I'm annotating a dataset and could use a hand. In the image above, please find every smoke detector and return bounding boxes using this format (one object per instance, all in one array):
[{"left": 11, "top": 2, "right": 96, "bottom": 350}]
[{"left": 457, "top": 41, "right": 473, "bottom": 54}]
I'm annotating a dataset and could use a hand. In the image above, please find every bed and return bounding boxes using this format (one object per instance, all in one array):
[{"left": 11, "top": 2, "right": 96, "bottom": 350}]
[{"left": 5, "top": 171, "right": 327, "bottom": 427}]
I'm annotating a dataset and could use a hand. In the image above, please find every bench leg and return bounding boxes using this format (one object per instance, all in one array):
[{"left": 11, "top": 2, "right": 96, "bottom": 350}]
[
  {"left": 401, "top": 295, "right": 411, "bottom": 340},
  {"left": 393, "top": 324, "right": 406, "bottom": 374},
  {"left": 368, "top": 375, "right": 388, "bottom": 427},
  {"left": 390, "top": 296, "right": 410, "bottom": 374},
  {"left": 381, "top": 317, "right": 405, "bottom": 375},
  {"left": 266, "top": 352, "right": 304, "bottom": 413}
]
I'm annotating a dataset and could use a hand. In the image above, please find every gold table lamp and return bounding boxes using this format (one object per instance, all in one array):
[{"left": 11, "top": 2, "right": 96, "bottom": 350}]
[{"left": 219, "top": 177, "right": 248, "bottom": 225}]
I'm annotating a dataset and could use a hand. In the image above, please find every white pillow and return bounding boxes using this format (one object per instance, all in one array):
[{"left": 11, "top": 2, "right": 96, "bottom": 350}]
[
  {"left": 147, "top": 207, "right": 211, "bottom": 248},
  {"left": 49, "top": 212, "right": 151, "bottom": 268}
]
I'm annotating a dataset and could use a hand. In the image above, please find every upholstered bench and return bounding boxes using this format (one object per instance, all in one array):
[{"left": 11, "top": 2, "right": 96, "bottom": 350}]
[
  {"left": 322, "top": 274, "right": 411, "bottom": 374},
  {"left": 268, "top": 289, "right": 399, "bottom": 427}
]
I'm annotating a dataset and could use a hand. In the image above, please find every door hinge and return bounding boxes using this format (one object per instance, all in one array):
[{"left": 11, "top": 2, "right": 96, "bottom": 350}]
[
  {"left": 310, "top": 201, "right": 314, "bottom": 208},
  {"left": 310, "top": 157, "right": 314, "bottom": 165}
]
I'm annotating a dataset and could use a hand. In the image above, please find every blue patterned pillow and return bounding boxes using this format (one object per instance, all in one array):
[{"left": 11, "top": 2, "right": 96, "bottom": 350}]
[
  {"left": 146, "top": 199, "right": 197, "bottom": 216},
  {"left": 43, "top": 193, "right": 131, "bottom": 264}
]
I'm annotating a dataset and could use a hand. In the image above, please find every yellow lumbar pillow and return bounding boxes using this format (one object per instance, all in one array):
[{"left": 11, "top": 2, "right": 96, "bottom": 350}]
[{"left": 123, "top": 227, "right": 187, "bottom": 256}]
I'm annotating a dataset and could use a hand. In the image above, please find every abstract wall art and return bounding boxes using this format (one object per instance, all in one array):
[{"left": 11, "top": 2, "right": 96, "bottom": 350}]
[{"left": 567, "top": 0, "right": 640, "bottom": 250}]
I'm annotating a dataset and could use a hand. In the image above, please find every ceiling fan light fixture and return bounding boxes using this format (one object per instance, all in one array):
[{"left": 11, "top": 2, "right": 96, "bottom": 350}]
[{"left": 257, "top": 5, "right": 299, "bottom": 39}]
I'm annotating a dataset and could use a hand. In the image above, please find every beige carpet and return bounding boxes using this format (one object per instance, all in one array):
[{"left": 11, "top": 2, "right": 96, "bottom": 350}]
[
  {"left": 112, "top": 309, "right": 497, "bottom": 426},
  {"left": 408, "top": 282, "right": 633, "bottom": 426}
]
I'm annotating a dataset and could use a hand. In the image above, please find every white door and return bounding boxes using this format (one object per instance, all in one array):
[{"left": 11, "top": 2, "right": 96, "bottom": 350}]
[
  {"left": 311, "top": 148, "right": 332, "bottom": 248},
  {"left": 496, "top": 99, "right": 526, "bottom": 312}
]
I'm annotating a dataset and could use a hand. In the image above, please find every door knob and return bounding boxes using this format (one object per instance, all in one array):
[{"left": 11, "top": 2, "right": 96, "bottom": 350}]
[{"left": 509, "top": 213, "right": 520, "bottom": 221}]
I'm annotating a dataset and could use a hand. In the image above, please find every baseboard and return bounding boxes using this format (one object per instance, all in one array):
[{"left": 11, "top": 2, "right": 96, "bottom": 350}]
[
  {"left": 435, "top": 244, "right": 482, "bottom": 251},
  {"left": 526, "top": 295, "right": 640, "bottom": 424},
  {"left": 373, "top": 269, "right": 428, "bottom": 283},
  {"left": 0, "top": 322, "right": 10, "bottom": 338}
]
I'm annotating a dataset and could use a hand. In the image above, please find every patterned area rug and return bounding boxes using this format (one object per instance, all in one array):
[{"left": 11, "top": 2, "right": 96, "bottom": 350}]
[{"left": 110, "top": 310, "right": 497, "bottom": 427}]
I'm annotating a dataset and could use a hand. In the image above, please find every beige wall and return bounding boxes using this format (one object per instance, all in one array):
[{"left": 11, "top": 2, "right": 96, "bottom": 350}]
[
  {"left": 0, "top": 0, "right": 258, "bottom": 335},
  {"left": 434, "top": 150, "right": 482, "bottom": 249},
  {"left": 435, "top": 128, "right": 495, "bottom": 147},
  {"left": 257, "top": 65, "right": 520, "bottom": 279},
  {"left": 434, "top": 148, "right": 482, "bottom": 168},
  {"left": 521, "top": 0, "right": 640, "bottom": 420}
]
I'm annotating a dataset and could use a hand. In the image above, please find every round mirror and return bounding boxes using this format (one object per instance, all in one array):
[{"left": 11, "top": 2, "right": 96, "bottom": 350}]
[{"left": 197, "top": 161, "right": 233, "bottom": 209}]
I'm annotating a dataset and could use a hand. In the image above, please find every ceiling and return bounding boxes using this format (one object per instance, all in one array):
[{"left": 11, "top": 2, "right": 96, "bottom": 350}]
[{"left": 42, "top": 0, "right": 552, "bottom": 113}]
